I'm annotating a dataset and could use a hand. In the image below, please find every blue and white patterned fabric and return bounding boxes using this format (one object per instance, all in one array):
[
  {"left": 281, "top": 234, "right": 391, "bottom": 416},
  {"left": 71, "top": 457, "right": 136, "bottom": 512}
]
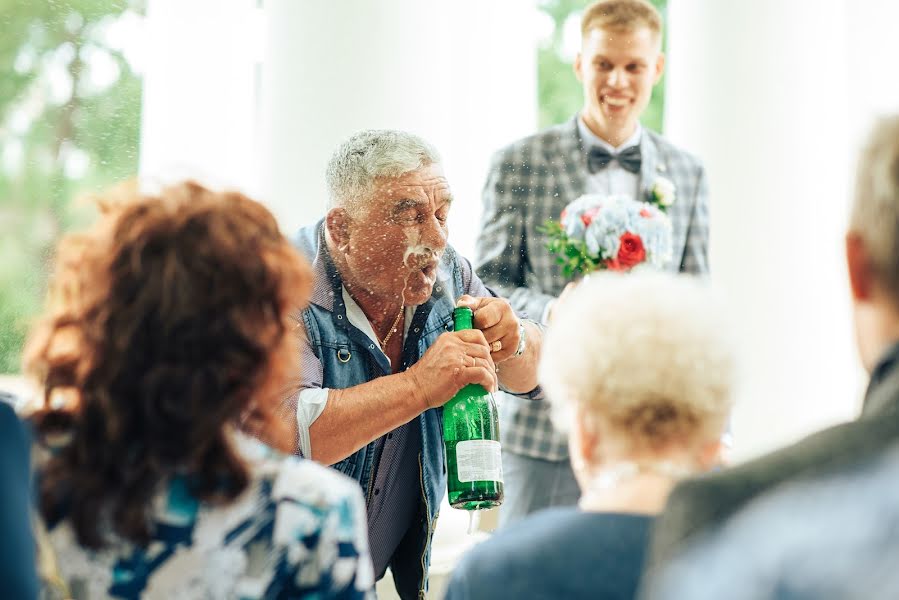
[{"left": 39, "top": 437, "right": 374, "bottom": 599}]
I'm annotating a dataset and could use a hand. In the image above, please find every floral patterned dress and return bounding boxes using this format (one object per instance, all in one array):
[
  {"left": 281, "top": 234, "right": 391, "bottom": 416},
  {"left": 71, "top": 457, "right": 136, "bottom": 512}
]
[{"left": 39, "top": 438, "right": 374, "bottom": 599}]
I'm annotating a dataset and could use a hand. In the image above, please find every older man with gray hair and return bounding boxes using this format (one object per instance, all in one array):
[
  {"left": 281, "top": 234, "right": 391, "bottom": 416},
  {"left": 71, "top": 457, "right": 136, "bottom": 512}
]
[{"left": 277, "top": 130, "right": 543, "bottom": 599}]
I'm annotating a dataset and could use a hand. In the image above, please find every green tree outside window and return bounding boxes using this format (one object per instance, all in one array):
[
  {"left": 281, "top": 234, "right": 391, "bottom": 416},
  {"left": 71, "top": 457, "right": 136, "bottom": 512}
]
[{"left": 0, "top": 0, "right": 144, "bottom": 373}]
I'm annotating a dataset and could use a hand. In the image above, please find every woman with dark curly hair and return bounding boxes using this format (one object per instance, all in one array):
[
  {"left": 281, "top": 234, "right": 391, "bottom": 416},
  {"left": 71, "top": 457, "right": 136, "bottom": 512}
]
[{"left": 24, "top": 181, "right": 374, "bottom": 599}]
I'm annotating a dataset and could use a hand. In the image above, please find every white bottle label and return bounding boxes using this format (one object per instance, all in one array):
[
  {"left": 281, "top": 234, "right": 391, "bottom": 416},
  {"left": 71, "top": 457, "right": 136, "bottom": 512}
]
[{"left": 456, "top": 440, "right": 503, "bottom": 483}]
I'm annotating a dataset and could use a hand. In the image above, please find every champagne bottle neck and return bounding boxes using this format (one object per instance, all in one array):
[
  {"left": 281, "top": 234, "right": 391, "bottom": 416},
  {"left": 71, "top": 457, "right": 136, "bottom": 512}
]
[
  {"left": 456, "top": 383, "right": 489, "bottom": 397},
  {"left": 453, "top": 306, "right": 473, "bottom": 331}
]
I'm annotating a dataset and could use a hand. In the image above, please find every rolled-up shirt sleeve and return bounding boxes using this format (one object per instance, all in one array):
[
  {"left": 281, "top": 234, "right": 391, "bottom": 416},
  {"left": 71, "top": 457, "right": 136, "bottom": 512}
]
[{"left": 292, "top": 322, "right": 330, "bottom": 458}]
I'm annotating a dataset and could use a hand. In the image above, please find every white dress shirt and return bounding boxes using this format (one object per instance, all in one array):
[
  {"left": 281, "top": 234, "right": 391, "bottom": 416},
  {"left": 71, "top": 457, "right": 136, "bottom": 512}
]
[{"left": 578, "top": 116, "right": 643, "bottom": 199}]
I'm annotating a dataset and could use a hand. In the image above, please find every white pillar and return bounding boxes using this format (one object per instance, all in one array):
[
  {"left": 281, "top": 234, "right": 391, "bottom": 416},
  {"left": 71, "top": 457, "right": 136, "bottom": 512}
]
[
  {"left": 258, "top": 5, "right": 538, "bottom": 595},
  {"left": 844, "top": 1, "right": 899, "bottom": 146},
  {"left": 258, "top": 0, "right": 538, "bottom": 256},
  {"left": 664, "top": 0, "right": 861, "bottom": 459},
  {"left": 139, "top": 0, "right": 261, "bottom": 192}
]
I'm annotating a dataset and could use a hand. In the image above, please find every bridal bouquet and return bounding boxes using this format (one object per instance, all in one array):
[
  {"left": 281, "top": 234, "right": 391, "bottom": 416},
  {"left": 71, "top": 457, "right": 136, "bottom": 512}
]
[{"left": 542, "top": 193, "right": 673, "bottom": 277}]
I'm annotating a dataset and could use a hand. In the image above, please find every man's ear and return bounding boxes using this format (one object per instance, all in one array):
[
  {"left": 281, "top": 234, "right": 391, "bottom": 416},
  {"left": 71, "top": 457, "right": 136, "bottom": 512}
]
[
  {"left": 325, "top": 208, "right": 351, "bottom": 251},
  {"left": 846, "top": 232, "right": 874, "bottom": 302},
  {"left": 697, "top": 438, "right": 725, "bottom": 470},
  {"left": 654, "top": 52, "right": 666, "bottom": 85},
  {"left": 573, "top": 52, "right": 584, "bottom": 84},
  {"left": 576, "top": 406, "right": 600, "bottom": 463}
]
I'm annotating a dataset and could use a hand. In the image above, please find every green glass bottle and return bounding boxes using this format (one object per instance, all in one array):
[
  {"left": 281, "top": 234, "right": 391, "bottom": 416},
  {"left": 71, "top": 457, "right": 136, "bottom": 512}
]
[{"left": 443, "top": 306, "right": 504, "bottom": 510}]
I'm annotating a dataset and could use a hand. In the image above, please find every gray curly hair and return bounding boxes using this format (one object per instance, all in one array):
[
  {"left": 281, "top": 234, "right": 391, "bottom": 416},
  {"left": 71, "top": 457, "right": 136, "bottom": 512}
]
[
  {"left": 325, "top": 129, "right": 441, "bottom": 214},
  {"left": 540, "top": 271, "right": 735, "bottom": 453}
]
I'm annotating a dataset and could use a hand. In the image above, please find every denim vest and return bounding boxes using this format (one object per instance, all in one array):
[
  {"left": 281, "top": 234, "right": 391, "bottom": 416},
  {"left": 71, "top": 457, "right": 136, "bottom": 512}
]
[{"left": 294, "top": 222, "right": 461, "bottom": 598}]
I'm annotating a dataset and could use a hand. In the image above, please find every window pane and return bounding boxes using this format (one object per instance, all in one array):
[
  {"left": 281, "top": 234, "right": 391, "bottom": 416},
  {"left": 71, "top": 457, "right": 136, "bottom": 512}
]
[{"left": 0, "top": 0, "right": 144, "bottom": 374}]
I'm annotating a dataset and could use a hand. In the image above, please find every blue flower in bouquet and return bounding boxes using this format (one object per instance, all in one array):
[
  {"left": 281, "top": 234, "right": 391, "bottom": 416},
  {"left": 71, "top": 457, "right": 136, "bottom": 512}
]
[
  {"left": 544, "top": 194, "right": 673, "bottom": 276},
  {"left": 559, "top": 195, "right": 597, "bottom": 238}
]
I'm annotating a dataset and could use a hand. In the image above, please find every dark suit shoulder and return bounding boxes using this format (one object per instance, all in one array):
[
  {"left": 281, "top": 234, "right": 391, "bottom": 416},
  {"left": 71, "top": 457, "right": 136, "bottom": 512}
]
[{"left": 650, "top": 414, "right": 899, "bottom": 566}]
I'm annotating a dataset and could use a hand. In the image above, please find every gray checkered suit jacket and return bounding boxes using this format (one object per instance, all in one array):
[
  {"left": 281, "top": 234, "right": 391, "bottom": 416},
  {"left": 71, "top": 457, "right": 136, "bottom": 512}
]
[{"left": 475, "top": 116, "right": 710, "bottom": 461}]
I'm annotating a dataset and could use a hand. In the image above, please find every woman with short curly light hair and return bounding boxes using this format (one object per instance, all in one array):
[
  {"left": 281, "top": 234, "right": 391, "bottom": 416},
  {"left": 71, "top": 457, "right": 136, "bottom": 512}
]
[
  {"left": 445, "top": 272, "right": 735, "bottom": 600},
  {"left": 25, "top": 181, "right": 374, "bottom": 599},
  {"left": 543, "top": 273, "right": 734, "bottom": 480}
]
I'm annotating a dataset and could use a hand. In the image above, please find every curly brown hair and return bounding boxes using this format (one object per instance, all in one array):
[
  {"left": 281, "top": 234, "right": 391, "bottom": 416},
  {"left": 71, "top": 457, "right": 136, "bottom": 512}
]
[{"left": 24, "top": 181, "right": 311, "bottom": 549}]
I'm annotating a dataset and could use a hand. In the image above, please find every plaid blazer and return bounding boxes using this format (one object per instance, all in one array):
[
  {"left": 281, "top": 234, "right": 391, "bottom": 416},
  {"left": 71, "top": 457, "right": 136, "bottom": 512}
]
[{"left": 474, "top": 116, "right": 710, "bottom": 461}]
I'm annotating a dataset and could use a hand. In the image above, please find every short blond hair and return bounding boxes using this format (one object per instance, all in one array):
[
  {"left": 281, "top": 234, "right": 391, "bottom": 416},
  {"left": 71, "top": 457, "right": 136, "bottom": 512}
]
[
  {"left": 581, "top": 0, "right": 662, "bottom": 38},
  {"left": 850, "top": 115, "right": 899, "bottom": 303},
  {"left": 539, "top": 272, "right": 734, "bottom": 453}
]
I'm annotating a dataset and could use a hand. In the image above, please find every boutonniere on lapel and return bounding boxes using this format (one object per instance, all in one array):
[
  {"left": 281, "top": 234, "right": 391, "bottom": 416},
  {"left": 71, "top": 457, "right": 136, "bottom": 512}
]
[{"left": 647, "top": 174, "right": 676, "bottom": 210}]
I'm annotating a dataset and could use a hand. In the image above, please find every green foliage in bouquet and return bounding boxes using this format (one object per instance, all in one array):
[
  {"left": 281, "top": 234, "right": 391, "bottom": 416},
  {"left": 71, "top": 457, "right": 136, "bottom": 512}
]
[{"left": 539, "top": 221, "right": 602, "bottom": 278}]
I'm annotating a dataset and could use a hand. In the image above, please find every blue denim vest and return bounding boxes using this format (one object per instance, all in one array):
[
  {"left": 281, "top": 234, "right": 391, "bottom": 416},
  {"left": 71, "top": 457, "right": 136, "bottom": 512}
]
[{"left": 294, "top": 221, "right": 461, "bottom": 598}]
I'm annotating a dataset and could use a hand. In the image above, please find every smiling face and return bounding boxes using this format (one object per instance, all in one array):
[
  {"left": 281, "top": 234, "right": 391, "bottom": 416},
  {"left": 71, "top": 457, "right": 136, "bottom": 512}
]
[
  {"left": 332, "top": 163, "right": 451, "bottom": 308},
  {"left": 575, "top": 26, "right": 664, "bottom": 145}
]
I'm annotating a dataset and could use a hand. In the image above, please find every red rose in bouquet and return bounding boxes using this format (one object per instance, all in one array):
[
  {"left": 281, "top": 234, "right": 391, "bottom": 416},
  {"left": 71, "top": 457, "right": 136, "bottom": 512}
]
[
  {"left": 604, "top": 232, "right": 646, "bottom": 271},
  {"left": 541, "top": 194, "right": 672, "bottom": 277}
]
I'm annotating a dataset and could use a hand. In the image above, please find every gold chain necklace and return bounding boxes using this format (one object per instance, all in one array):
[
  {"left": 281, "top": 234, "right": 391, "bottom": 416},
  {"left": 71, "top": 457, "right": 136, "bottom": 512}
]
[{"left": 375, "top": 305, "right": 405, "bottom": 350}]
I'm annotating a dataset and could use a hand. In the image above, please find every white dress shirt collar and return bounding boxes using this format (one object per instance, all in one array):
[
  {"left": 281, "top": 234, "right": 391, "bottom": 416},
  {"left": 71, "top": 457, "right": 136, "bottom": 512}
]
[
  {"left": 342, "top": 287, "right": 414, "bottom": 363},
  {"left": 578, "top": 115, "right": 642, "bottom": 153}
]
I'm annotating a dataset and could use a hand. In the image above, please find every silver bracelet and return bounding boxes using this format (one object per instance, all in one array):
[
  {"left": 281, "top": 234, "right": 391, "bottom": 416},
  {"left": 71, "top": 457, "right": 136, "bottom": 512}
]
[{"left": 514, "top": 321, "right": 527, "bottom": 357}]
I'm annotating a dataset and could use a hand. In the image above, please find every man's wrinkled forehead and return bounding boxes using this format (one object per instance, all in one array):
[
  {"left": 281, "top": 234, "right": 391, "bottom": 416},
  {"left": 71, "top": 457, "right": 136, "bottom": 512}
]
[{"left": 374, "top": 166, "right": 452, "bottom": 203}]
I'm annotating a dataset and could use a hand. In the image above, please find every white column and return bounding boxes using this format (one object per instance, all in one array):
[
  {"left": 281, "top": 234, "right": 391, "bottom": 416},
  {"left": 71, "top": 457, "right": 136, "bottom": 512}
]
[
  {"left": 663, "top": 0, "right": 861, "bottom": 459},
  {"left": 258, "top": 0, "right": 538, "bottom": 256},
  {"left": 258, "top": 5, "right": 538, "bottom": 596},
  {"left": 844, "top": 1, "right": 899, "bottom": 146},
  {"left": 139, "top": 0, "right": 261, "bottom": 192}
]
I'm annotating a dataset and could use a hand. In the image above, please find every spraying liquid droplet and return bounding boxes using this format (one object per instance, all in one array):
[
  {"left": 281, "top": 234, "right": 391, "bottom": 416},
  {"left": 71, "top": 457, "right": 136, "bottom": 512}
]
[
  {"left": 436, "top": 257, "right": 453, "bottom": 286},
  {"left": 467, "top": 510, "right": 481, "bottom": 535},
  {"left": 400, "top": 227, "right": 452, "bottom": 306}
]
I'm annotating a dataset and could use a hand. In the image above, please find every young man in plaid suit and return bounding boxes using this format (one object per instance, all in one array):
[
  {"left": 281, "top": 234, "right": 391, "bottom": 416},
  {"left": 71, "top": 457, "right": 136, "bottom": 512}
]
[{"left": 474, "top": 0, "right": 710, "bottom": 526}]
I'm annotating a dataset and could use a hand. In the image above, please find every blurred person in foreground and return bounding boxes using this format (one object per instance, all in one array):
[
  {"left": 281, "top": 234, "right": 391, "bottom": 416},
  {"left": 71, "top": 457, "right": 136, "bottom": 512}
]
[
  {"left": 475, "top": 0, "right": 710, "bottom": 527},
  {"left": 23, "top": 182, "right": 374, "bottom": 598},
  {"left": 642, "top": 115, "right": 899, "bottom": 598},
  {"left": 0, "top": 392, "right": 37, "bottom": 599},
  {"left": 282, "top": 130, "right": 544, "bottom": 599},
  {"left": 443, "top": 272, "right": 734, "bottom": 600},
  {"left": 642, "top": 442, "right": 899, "bottom": 600}
]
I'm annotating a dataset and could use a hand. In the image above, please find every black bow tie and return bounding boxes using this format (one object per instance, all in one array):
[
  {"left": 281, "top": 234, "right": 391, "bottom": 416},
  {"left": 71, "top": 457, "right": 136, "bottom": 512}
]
[{"left": 587, "top": 145, "right": 642, "bottom": 174}]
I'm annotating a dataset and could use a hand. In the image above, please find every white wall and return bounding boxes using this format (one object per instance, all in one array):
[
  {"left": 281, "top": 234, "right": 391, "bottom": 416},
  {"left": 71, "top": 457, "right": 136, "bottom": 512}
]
[
  {"left": 140, "top": 1, "right": 537, "bottom": 257},
  {"left": 844, "top": 1, "right": 899, "bottom": 145},
  {"left": 139, "top": 0, "right": 261, "bottom": 192},
  {"left": 664, "top": 0, "right": 899, "bottom": 460},
  {"left": 259, "top": 0, "right": 538, "bottom": 255}
]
